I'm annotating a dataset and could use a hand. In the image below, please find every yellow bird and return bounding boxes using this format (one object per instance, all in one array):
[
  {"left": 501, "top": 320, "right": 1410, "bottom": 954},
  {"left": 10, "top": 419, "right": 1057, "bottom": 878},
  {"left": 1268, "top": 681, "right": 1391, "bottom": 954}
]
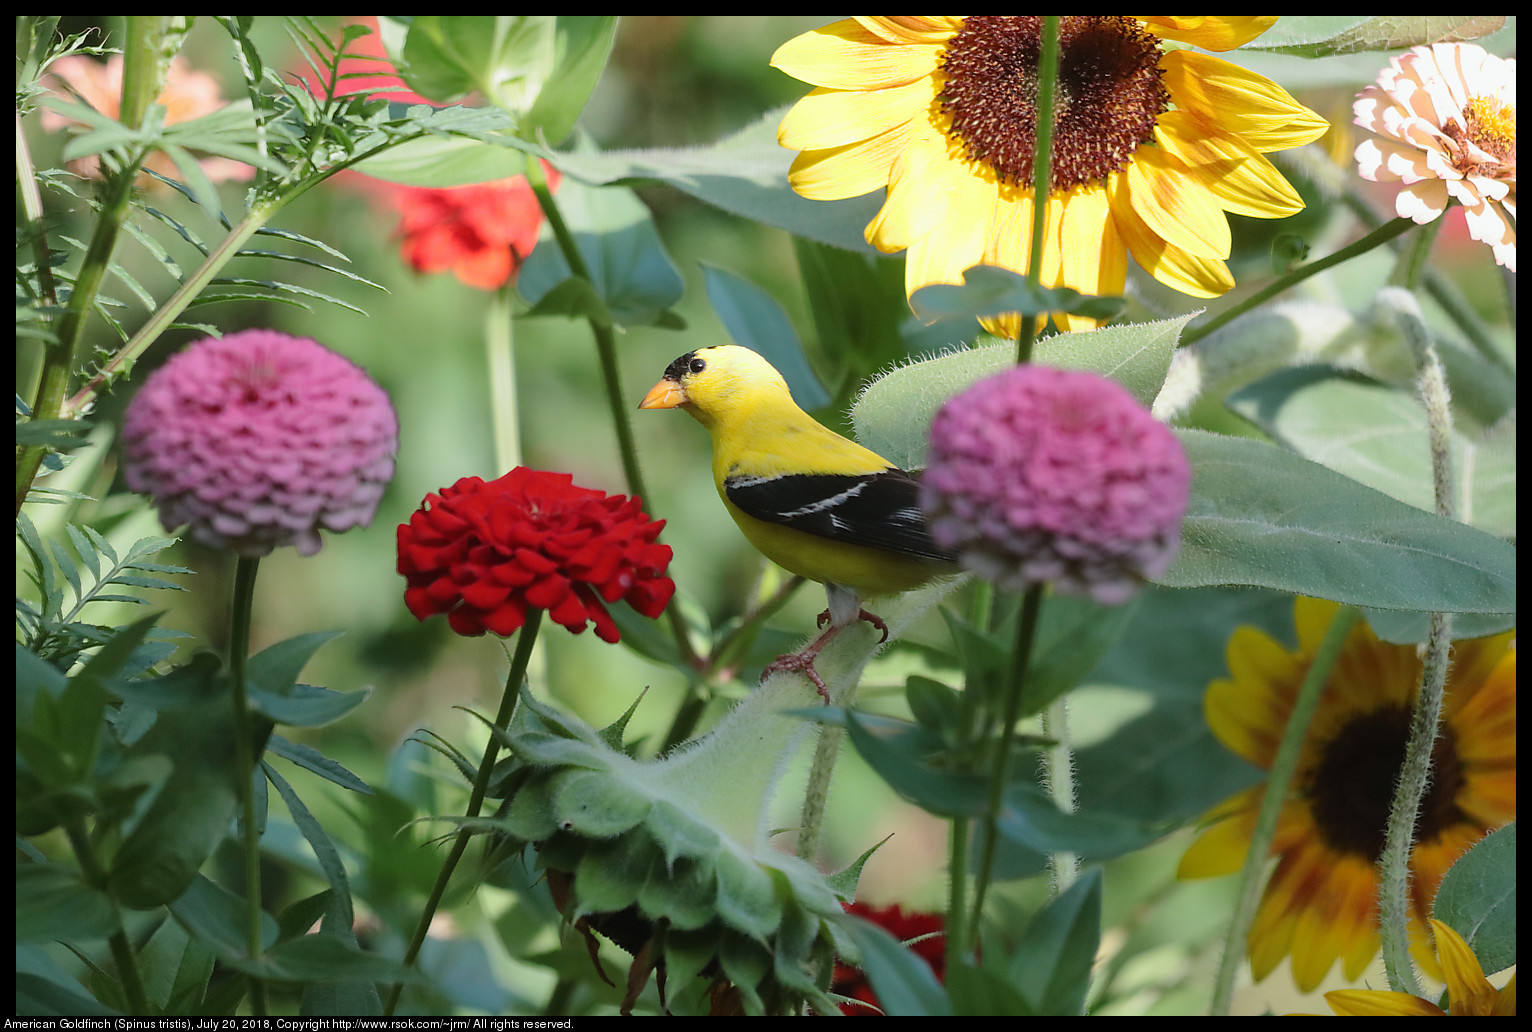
[{"left": 639, "top": 345, "right": 954, "bottom": 697}]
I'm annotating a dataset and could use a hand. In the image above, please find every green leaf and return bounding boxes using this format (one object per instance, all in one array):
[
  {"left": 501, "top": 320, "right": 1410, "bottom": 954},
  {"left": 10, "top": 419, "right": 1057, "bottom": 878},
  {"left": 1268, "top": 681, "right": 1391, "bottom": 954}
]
[
  {"left": 836, "top": 709, "right": 989, "bottom": 817},
  {"left": 246, "top": 933, "right": 429, "bottom": 984},
  {"left": 1433, "top": 823, "right": 1515, "bottom": 976},
  {"left": 247, "top": 631, "right": 344, "bottom": 698},
  {"left": 713, "top": 846, "right": 783, "bottom": 942},
  {"left": 1228, "top": 366, "right": 1514, "bottom": 539},
  {"left": 403, "top": 16, "right": 557, "bottom": 111},
  {"left": 167, "top": 875, "right": 279, "bottom": 960},
  {"left": 107, "top": 657, "right": 243, "bottom": 909},
  {"left": 1241, "top": 16, "right": 1506, "bottom": 57},
  {"left": 852, "top": 318, "right": 1190, "bottom": 469},
  {"left": 1010, "top": 868, "right": 1101, "bottom": 1015},
  {"left": 139, "top": 913, "right": 217, "bottom": 1013},
  {"left": 996, "top": 783, "right": 1168, "bottom": 860},
  {"left": 1167, "top": 429, "right": 1517, "bottom": 616},
  {"left": 15, "top": 864, "right": 121, "bottom": 942},
  {"left": 522, "top": 17, "right": 618, "bottom": 146},
  {"left": 701, "top": 262, "right": 830, "bottom": 410},
  {"left": 910, "top": 264, "right": 1125, "bottom": 325},
  {"left": 517, "top": 172, "right": 684, "bottom": 328},
  {"left": 550, "top": 767, "right": 653, "bottom": 837},
  {"left": 843, "top": 915, "right": 952, "bottom": 1016},
  {"left": 358, "top": 106, "right": 887, "bottom": 252},
  {"left": 247, "top": 683, "right": 371, "bottom": 728},
  {"left": 265, "top": 734, "right": 373, "bottom": 794}
]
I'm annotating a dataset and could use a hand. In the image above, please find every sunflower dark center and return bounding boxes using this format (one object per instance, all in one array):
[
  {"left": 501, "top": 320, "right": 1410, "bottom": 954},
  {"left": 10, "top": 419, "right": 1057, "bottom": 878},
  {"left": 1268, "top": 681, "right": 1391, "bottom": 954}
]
[
  {"left": 937, "top": 15, "right": 1170, "bottom": 191},
  {"left": 1305, "top": 705, "right": 1467, "bottom": 862}
]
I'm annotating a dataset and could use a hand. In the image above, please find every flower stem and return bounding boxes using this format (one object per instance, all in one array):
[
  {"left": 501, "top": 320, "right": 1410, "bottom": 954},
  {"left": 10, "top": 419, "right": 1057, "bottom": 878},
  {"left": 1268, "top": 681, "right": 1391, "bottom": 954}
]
[
  {"left": 1181, "top": 216, "right": 1418, "bottom": 348},
  {"left": 486, "top": 287, "right": 521, "bottom": 473},
  {"left": 522, "top": 154, "right": 699, "bottom": 673},
  {"left": 384, "top": 608, "right": 543, "bottom": 1016},
  {"left": 1040, "top": 694, "right": 1078, "bottom": 894},
  {"left": 967, "top": 582, "right": 1044, "bottom": 949},
  {"left": 1375, "top": 285, "right": 1457, "bottom": 996},
  {"left": 228, "top": 556, "right": 267, "bottom": 1016},
  {"left": 1015, "top": 15, "right": 1059, "bottom": 365},
  {"left": 62, "top": 817, "right": 149, "bottom": 1015},
  {"left": 1210, "top": 605, "right": 1361, "bottom": 1015}
]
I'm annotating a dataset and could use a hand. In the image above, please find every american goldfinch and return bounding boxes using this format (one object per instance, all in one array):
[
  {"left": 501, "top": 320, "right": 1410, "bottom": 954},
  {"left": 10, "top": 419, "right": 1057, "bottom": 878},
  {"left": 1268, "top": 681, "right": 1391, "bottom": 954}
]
[{"left": 639, "top": 345, "right": 954, "bottom": 698}]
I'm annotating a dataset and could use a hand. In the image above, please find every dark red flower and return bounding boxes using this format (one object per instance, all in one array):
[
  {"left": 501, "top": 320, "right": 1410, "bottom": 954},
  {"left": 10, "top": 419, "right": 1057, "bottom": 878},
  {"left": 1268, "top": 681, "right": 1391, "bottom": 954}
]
[
  {"left": 397, "top": 467, "right": 674, "bottom": 642},
  {"left": 832, "top": 902, "right": 947, "bottom": 1016},
  {"left": 389, "top": 169, "right": 559, "bottom": 290}
]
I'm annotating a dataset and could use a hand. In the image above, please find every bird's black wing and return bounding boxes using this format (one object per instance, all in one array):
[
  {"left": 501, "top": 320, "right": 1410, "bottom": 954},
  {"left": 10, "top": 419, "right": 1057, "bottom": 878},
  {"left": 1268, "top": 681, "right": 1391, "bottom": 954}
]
[{"left": 724, "top": 467, "right": 954, "bottom": 561}]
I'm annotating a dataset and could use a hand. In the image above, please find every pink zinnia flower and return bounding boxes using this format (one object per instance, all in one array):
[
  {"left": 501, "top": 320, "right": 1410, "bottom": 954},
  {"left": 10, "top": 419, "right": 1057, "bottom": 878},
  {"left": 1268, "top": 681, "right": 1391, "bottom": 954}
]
[
  {"left": 1353, "top": 43, "right": 1516, "bottom": 271},
  {"left": 921, "top": 365, "right": 1190, "bottom": 604},
  {"left": 122, "top": 330, "right": 398, "bottom": 557},
  {"left": 397, "top": 468, "right": 675, "bottom": 642}
]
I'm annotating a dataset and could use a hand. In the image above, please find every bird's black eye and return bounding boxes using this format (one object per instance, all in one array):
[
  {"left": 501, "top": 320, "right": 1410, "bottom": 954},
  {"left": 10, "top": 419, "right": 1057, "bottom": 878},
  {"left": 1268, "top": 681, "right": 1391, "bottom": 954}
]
[{"left": 688, "top": 357, "right": 706, "bottom": 374}]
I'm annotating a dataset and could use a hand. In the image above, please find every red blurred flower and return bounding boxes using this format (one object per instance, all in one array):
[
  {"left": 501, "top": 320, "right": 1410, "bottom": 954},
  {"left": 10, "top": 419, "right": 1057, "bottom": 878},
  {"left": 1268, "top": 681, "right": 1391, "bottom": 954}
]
[
  {"left": 389, "top": 170, "right": 559, "bottom": 290},
  {"left": 398, "top": 467, "right": 674, "bottom": 642},
  {"left": 832, "top": 902, "right": 947, "bottom": 1016}
]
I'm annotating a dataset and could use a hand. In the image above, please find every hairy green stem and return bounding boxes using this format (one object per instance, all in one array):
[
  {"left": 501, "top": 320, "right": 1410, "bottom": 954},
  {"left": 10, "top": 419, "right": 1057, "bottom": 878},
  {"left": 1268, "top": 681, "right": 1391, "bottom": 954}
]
[
  {"left": 385, "top": 609, "right": 544, "bottom": 1016},
  {"left": 968, "top": 583, "right": 1044, "bottom": 948},
  {"left": 1040, "top": 695, "right": 1078, "bottom": 894},
  {"left": 1375, "top": 285, "right": 1457, "bottom": 995},
  {"left": 1210, "top": 606, "right": 1361, "bottom": 1015}
]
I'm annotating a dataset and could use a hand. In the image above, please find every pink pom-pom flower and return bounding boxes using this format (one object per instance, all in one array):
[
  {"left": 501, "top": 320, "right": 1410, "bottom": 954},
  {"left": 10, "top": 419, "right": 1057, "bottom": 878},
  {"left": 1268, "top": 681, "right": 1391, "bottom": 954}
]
[
  {"left": 122, "top": 329, "right": 399, "bottom": 557},
  {"left": 920, "top": 365, "right": 1190, "bottom": 604}
]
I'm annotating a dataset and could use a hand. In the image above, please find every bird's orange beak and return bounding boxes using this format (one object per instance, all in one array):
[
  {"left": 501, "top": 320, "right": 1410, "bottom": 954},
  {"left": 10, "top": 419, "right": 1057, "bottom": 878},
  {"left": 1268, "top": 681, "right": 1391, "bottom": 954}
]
[{"left": 639, "top": 378, "right": 686, "bottom": 410}]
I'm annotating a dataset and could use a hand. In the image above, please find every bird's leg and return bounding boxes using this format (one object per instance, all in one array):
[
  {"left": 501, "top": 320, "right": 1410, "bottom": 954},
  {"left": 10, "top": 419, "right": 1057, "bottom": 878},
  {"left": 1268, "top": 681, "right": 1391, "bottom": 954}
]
[
  {"left": 765, "top": 584, "right": 888, "bottom": 703},
  {"left": 761, "top": 622, "right": 844, "bottom": 701},
  {"left": 815, "top": 606, "right": 888, "bottom": 641}
]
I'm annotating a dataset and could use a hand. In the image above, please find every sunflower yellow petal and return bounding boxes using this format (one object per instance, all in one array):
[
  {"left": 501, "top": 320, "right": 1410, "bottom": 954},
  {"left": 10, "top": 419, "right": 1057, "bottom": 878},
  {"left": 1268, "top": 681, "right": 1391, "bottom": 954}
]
[
  {"left": 904, "top": 173, "right": 998, "bottom": 298},
  {"left": 1430, "top": 919, "right": 1499, "bottom": 1016},
  {"left": 1292, "top": 596, "right": 1342, "bottom": 655},
  {"left": 866, "top": 113, "right": 965, "bottom": 252},
  {"left": 1161, "top": 50, "right": 1330, "bottom": 151},
  {"left": 1140, "top": 16, "right": 1278, "bottom": 52},
  {"left": 771, "top": 19, "right": 943, "bottom": 91},
  {"left": 1325, "top": 990, "right": 1444, "bottom": 1016},
  {"left": 1051, "top": 185, "right": 1124, "bottom": 332},
  {"left": 1154, "top": 110, "right": 1307, "bottom": 218},
  {"left": 1110, "top": 177, "right": 1235, "bottom": 297},
  {"left": 788, "top": 124, "right": 908, "bottom": 200},
  {"left": 777, "top": 78, "right": 932, "bottom": 151},
  {"left": 1124, "top": 146, "right": 1232, "bottom": 260},
  {"left": 855, "top": 16, "right": 964, "bottom": 45}
]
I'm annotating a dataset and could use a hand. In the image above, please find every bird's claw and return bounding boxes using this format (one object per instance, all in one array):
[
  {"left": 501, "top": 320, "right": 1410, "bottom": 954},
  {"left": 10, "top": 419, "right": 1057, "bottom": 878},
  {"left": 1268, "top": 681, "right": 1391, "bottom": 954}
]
[{"left": 761, "top": 652, "right": 831, "bottom": 703}]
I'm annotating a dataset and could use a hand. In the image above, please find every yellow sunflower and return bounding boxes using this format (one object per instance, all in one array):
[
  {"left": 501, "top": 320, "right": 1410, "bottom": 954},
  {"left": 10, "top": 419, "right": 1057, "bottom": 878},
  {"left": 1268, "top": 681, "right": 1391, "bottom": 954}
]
[
  {"left": 1177, "top": 597, "right": 1515, "bottom": 992},
  {"left": 1324, "top": 919, "right": 1515, "bottom": 1015},
  {"left": 772, "top": 16, "right": 1329, "bottom": 336}
]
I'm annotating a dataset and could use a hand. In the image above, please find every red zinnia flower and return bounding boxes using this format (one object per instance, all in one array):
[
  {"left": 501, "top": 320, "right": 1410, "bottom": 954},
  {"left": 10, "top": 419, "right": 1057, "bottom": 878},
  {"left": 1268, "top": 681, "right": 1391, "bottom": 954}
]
[
  {"left": 389, "top": 170, "right": 559, "bottom": 290},
  {"left": 397, "top": 467, "right": 675, "bottom": 642},
  {"left": 832, "top": 902, "right": 947, "bottom": 1015}
]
